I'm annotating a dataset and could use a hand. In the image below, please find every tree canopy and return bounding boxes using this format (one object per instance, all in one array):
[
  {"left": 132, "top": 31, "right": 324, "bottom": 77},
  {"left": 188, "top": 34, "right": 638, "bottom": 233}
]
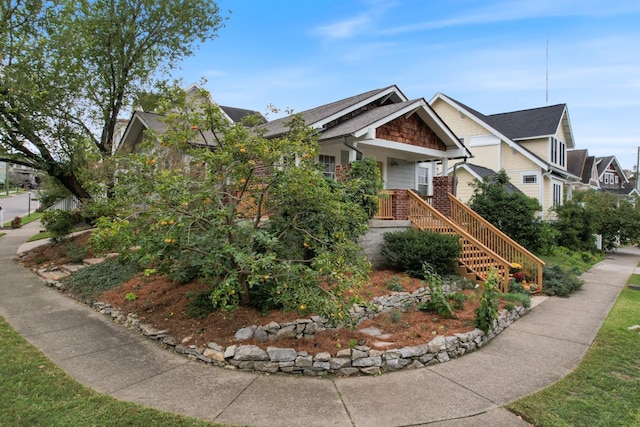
[
  {"left": 468, "top": 169, "right": 544, "bottom": 252},
  {"left": 91, "top": 86, "right": 371, "bottom": 322},
  {"left": 0, "top": 0, "right": 225, "bottom": 199}
]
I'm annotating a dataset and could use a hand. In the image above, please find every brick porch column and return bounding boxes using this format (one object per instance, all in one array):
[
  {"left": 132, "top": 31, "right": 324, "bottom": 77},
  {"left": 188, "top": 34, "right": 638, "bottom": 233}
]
[
  {"left": 432, "top": 176, "right": 457, "bottom": 217},
  {"left": 392, "top": 190, "right": 409, "bottom": 220}
]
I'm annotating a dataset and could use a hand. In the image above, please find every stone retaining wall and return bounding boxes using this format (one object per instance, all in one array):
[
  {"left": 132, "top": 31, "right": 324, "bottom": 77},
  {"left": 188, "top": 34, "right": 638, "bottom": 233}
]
[
  {"left": 86, "top": 293, "right": 528, "bottom": 377},
  {"left": 37, "top": 266, "right": 529, "bottom": 377},
  {"left": 88, "top": 301, "right": 526, "bottom": 376}
]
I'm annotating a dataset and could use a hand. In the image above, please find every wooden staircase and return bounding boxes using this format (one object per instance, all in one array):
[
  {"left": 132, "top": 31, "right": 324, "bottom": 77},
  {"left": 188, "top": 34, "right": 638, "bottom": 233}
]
[{"left": 407, "top": 190, "right": 544, "bottom": 293}]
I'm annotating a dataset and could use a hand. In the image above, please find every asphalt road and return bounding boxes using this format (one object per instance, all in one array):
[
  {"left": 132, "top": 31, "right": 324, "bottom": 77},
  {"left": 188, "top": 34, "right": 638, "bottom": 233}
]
[{"left": 0, "top": 191, "right": 40, "bottom": 225}]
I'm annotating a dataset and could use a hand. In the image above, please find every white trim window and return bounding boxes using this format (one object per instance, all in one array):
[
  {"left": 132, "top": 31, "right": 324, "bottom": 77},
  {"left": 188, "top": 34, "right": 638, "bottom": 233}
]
[
  {"left": 319, "top": 155, "right": 336, "bottom": 179},
  {"left": 553, "top": 182, "right": 563, "bottom": 206},
  {"left": 550, "top": 137, "right": 566, "bottom": 167},
  {"left": 417, "top": 164, "right": 430, "bottom": 196},
  {"left": 318, "top": 154, "right": 336, "bottom": 179},
  {"left": 521, "top": 173, "right": 538, "bottom": 184}
]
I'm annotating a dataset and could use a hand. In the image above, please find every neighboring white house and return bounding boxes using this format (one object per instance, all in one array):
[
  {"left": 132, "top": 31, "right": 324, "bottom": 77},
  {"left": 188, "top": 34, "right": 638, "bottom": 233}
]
[{"left": 429, "top": 93, "right": 581, "bottom": 218}]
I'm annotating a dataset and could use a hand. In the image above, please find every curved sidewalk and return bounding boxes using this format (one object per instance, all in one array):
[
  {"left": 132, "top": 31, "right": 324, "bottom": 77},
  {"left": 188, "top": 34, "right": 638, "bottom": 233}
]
[{"left": 1, "top": 221, "right": 638, "bottom": 427}]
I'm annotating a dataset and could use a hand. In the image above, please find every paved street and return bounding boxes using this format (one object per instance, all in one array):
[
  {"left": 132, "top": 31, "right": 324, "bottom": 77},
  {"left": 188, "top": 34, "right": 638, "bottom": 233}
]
[{"left": 0, "top": 191, "right": 40, "bottom": 225}]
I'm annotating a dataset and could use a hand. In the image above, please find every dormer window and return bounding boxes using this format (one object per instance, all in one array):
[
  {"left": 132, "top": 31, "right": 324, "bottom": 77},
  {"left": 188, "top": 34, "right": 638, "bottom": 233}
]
[{"left": 550, "top": 137, "right": 566, "bottom": 167}]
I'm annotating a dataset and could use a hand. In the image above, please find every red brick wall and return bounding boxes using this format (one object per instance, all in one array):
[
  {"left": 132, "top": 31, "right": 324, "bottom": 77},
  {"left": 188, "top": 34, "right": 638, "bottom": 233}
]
[
  {"left": 432, "top": 176, "right": 456, "bottom": 217},
  {"left": 392, "top": 189, "right": 409, "bottom": 220},
  {"left": 376, "top": 114, "right": 447, "bottom": 150},
  {"left": 335, "top": 164, "right": 351, "bottom": 183}
]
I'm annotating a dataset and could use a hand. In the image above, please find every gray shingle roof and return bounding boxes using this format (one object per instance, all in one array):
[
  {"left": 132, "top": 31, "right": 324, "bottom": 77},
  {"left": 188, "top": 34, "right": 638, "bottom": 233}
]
[
  {"left": 444, "top": 96, "right": 566, "bottom": 140},
  {"left": 596, "top": 156, "right": 615, "bottom": 176},
  {"left": 319, "top": 101, "right": 418, "bottom": 140},
  {"left": 262, "top": 86, "right": 399, "bottom": 137},
  {"left": 219, "top": 105, "right": 265, "bottom": 123},
  {"left": 460, "top": 163, "right": 522, "bottom": 194}
]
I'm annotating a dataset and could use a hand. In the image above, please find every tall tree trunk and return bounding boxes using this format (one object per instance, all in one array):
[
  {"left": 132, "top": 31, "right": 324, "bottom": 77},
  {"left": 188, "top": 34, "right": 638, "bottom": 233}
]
[{"left": 50, "top": 169, "right": 92, "bottom": 201}]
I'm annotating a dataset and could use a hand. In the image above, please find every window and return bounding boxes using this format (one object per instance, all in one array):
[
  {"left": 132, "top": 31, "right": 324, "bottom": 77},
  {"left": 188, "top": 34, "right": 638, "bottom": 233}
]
[
  {"left": 417, "top": 165, "right": 429, "bottom": 196},
  {"left": 553, "top": 183, "right": 562, "bottom": 206},
  {"left": 615, "top": 175, "right": 619, "bottom": 184},
  {"left": 550, "top": 137, "right": 566, "bottom": 167},
  {"left": 319, "top": 155, "right": 336, "bottom": 179},
  {"left": 522, "top": 174, "right": 537, "bottom": 184}
]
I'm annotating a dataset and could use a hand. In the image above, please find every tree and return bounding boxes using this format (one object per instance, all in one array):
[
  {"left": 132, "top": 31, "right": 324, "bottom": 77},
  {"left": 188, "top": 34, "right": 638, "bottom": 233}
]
[
  {"left": 91, "top": 86, "right": 370, "bottom": 322},
  {"left": 572, "top": 190, "right": 640, "bottom": 250},
  {"left": 0, "top": 0, "right": 225, "bottom": 200},
  {"left": 551, "top": 198, "right": 597, "bottom": 252},
  {"left": 468, "top": 169, "right": 544, "bottom": 252}
]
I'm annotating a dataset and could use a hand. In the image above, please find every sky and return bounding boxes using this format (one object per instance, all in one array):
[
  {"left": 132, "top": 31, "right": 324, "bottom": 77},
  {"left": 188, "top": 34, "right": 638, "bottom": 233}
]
[{"left": 174, "top": 0, "right": 640, "bottom": 171}]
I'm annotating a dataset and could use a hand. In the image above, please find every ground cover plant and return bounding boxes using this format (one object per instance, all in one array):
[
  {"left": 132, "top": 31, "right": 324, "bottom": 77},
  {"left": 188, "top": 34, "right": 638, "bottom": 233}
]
[
  {"left": 507, "top": 277, "right": 640, "bottom": 426},
  {"left": 0, "top": 316, "right": 227, "bottom": 427}
]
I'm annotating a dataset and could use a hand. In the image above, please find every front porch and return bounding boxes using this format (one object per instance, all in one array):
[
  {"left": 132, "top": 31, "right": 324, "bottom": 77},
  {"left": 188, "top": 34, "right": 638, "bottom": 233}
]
[{"left": 371, "top": 177, "right": 544, "bottom": 293}]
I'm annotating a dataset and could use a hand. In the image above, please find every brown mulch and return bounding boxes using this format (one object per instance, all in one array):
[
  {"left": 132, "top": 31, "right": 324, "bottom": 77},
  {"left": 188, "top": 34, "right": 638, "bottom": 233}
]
[{"left": 19, "top": 233, "right": 506, "bottom": 356}]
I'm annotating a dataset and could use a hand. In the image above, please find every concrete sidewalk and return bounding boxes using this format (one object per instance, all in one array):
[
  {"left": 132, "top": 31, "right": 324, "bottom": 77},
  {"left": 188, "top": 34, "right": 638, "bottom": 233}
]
[{"left": 1, "top": 221, "right": 638, "bottom": 426}]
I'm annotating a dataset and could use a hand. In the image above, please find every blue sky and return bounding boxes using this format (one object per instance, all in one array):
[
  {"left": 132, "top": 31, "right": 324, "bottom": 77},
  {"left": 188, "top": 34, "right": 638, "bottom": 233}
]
[{"left": 175, "top": 0, "right": 640, "bottom": 171}]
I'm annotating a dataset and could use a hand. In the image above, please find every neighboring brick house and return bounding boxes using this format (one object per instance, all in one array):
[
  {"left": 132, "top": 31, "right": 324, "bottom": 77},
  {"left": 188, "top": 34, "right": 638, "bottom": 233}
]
[{"left": 429, "top": 93, "right": 581, "bottom": 218}]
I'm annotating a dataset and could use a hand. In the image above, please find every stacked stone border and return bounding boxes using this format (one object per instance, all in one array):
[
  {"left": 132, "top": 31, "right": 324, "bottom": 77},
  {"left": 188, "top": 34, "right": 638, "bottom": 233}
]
[{"left": 35, "top": 263, "right": 529, "bottom": 377}]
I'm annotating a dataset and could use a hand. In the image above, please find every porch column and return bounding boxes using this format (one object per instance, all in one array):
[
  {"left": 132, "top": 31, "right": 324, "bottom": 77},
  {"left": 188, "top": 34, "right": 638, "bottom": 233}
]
[{"left": 432, "top": 176, "right": 457, "bottom": 217}]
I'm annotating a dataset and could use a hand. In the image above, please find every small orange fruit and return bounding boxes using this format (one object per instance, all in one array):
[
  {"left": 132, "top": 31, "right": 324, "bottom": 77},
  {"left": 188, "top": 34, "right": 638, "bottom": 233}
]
[
  {"left": 240, "top": 147, "right": 246, "bottom": 153},
  {"left": 168, "top": 220, "right": 174, "bottom": 225},
  {"left": 299, "top": 304, "right": 306, "bottom": 310},
  {"left": 164, "top": 238, "right": 172, "bottom": 244}
]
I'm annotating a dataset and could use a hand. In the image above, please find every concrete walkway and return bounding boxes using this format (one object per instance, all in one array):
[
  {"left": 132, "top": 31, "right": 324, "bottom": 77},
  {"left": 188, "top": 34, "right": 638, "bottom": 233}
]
[{"left": 1, "top": 221, "right": 638, "bottom": 426}]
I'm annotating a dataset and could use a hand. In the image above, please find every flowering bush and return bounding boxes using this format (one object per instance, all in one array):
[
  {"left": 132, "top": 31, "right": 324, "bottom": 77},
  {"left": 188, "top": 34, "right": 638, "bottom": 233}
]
[{"left": 90, "top": 85, "right": 370, "bottom": 326}]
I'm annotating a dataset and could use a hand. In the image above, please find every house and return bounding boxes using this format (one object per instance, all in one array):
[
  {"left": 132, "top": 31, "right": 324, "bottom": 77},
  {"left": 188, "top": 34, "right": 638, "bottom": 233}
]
[
  {"left": 115, "top": 84, "right": 264, "bottom": 155},
  {"left": 567, "top": 149, "right": 599, "bottom": 191},
  {"left": 567, "top": 150, "right": 639, "bottom": 200},
  {"left": 429, "top": 93, "right": 581, "bottom": 218},
  {"left": 114, "top": 84, "right": 544, "bottom": 292},
  {"left": 262, "top": 85, "right": 471, "bottom": 218}
]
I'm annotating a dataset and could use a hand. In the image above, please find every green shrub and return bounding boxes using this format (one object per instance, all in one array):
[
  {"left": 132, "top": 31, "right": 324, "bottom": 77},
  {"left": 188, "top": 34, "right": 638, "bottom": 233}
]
[
  {"left": 41, "top": 209, "right": 79, "bottom": 242},
  {"left": 447, "top": 291, "right": 466, "bottom": 311},
  {"left": 542, "top": 264, "right": 584, "bottom": 297},
  {"left": 344, "top": 158, "right": 382, "bottom": 219},
  {"left": 468, "top": 169, "right": 544, "bottom": 252},
  {"left": 500, "top": 292, "right": 531, "bottom": 308},
  {"left": 385, "top": 276, "right": 404, "bottom": 292},
  {"left": 185, "top": 291, "right": 216, "bottom": 319},
  {"left": 475, "top": 269, "right": 500, "bottom": 333},
  {"left": 418, "top": 264, "right": 456, "bottom": 319},
  {"left": 381, "top": 229, "right": 461, "bottom": 277},
  {"left": 10, "top": 216, "right": 21, "bottom": 229},
  {"left": 63, "top": 258, "right": 139, "bottom": 302}
]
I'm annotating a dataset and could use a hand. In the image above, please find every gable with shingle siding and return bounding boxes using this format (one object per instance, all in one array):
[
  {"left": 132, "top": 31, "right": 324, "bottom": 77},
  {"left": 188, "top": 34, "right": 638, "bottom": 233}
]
[{"left": 376, "top": 114, "right": 447, "bottom": 150}]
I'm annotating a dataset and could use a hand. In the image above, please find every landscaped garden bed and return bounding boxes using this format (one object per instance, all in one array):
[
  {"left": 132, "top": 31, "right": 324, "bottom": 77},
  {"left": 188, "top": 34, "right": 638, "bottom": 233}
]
[{"left": 20, "top": 232, "right": 531, "bottom": 376}]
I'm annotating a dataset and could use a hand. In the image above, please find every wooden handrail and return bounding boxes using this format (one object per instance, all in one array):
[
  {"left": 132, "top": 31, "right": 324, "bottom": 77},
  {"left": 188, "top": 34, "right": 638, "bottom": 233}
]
[
  {"left": 407, "top": 190, "right": 512, "bottom": 292},
  {"left": 447, "top": 194, "right": 544, "bottom": 292}
]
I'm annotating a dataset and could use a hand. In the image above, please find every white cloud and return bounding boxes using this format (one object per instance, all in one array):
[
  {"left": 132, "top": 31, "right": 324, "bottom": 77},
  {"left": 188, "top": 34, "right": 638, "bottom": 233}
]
[
  {"left": 380, "top": 0, "right": 640, "bottom": 35},
  {"left": 314, "top": 15, "right": 372, "bottom": 40}
]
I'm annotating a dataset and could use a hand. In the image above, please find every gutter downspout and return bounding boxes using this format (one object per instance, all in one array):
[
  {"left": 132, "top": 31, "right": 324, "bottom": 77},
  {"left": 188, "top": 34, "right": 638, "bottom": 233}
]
[
  {"left": 452, "top": 158, "right": 467, "bottom": 197},
  {"left": 343, "top": 136, "right": 364, "bottom": 161}
]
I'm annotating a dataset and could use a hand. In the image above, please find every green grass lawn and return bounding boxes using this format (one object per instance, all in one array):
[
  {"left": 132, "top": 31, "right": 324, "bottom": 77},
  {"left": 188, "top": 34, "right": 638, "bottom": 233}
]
[
  {"left": 2, "top": 211, "right": 43, "bottom": 228},
  {"left": 506, "top": 276, "right": 640, "bottom": 426},
  {"left": 0, "top": 315, "right": 231, "bottom": 426}
]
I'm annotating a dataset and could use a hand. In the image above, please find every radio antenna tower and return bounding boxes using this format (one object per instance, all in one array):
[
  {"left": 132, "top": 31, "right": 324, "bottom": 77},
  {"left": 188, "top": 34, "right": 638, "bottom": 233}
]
[{"left": 546, "top": 38, "right": 549, "bottom": 105}]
